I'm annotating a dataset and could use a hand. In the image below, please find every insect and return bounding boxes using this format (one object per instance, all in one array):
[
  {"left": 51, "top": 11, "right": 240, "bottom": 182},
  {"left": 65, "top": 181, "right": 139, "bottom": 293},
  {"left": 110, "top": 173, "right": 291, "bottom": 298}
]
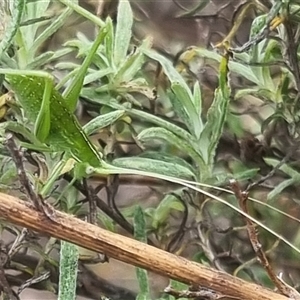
[{"left": 1, "top": 27, "right": 108, "bottom": 167}]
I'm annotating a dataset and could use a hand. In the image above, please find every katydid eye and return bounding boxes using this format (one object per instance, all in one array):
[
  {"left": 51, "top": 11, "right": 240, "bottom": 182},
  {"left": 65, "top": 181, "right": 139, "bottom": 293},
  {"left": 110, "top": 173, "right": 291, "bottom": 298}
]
[{"left": 85, "top": 166, "right": 94, "bottom": 175}]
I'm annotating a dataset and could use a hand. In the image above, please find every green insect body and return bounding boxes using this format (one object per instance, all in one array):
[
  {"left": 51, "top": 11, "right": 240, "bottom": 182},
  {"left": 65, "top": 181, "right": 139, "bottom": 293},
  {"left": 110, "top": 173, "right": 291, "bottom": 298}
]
[{"left": 7, "top": 74, "right": 102, "bottom": 167}]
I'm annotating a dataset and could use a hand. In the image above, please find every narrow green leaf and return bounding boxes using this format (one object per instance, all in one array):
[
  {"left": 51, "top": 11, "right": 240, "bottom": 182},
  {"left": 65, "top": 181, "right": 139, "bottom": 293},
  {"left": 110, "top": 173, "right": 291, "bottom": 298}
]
[
  {"left": 34, "top": 77, "right": 52, "bottom": 142},
  {"left": 26, "top": 51, "right": 54, "bottom": 70},
  {"left": 193, "top": 80, "right": 202, "bottom": 116},
  {"left": 58, "top": 241, "right": 79, "bottom": 300},
  {"left": 114, "top": 38, "right": 150, "bottom": 83},
  {"left": 58, "top": 0, "right": 105, "bottom": 27},
  {"left": 81, "top": 88, "right": 195, "bottom": 143},
  {"left": 83, "top": 68, "right": 113, "bottom": 85},
  {"left": 234, "top": 87, "right": 274, "bottom": 100},
  {"left": 0, "top": 0, "right": 25, "bottom": 58},
  {"left": 138, "top": 127, "right": 204, "bottom": 168},
  {"left": 30, "top": 7, "right": 73, "bottom": 56},
  {"left": 275, "top": 72, "right": 290, "bottom": 103},
  {"left": 264, "top": 158, "right": 300, "bottom": 179},
  {"left": 134, "top": 206, "right": 151, "bottom": 300},
  {"left": 143, "top": 49, "right": 201, "bottom": 137},
  {"left": 63, "top": 27, "right": 108, "bottom": 111},
  {"left": 143, "top": 48, "right": 192, "bottom": 90},
  {"left": 114, "top": 0, "right": 133, "bottom": 66},
  {"left": 199, "top": 56, "right": 230, "bottom": 171},
  {"left": 2, "top": 121, "right": 49, "bottom": 149},
  {"left": 103, "top": 17, "right": 114, "bottom": 67},
  {"left": 234, "top": 168, "right": 260, "bottom": 181},
  {"left": 83, "top": 110, "right": 125, "bottom": 135},
  {"left": 194, "top": 47, "right": 259, "bottom": 84},
  {"left": 264, "top": 158, "right": 300, "bottom": 200},
  {"left": 112, "top": 157, "right": 196, "bottom": 179},
  {"left": 170, "top": 84, "right": 200, "bottom": 137},
  {"left": 97, "top": 211, "right": 116, "bottom": 232},
  {"left": 134, "top": 206, "right": 147, "bottom": 243},
  {"left": 214, "top": 168, "right": 259, "bottom": 185},
  {"left": 139, "top": 151, "right": 195, "bottom": 174},
  {"left": 19, "top": 0, "right": 51, "bottom": 53},
  {"left": 152, "top": 193, "right": 185, "bottom": 229},
  {"left": 250, "top": 14, "right": 267, "bottom": 38},
  {"left": 263, "top": 43, "right": 278, "bottom": 86},
  {"left": 267, "top": 178, "right": 296, "bottom": 201},
  {"left": 219, "top": 55, "right": 229, "bottom": 91},
  {"left": 40, "top": 160, "right": 66, "bottom": 197}
]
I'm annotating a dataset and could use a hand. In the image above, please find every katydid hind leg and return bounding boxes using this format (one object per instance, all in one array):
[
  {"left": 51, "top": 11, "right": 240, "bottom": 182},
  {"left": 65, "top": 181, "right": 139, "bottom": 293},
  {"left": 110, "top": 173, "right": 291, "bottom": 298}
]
[
  {"left": 63, "top": 27, "right": 108, "bottom": 112},
  {"left": 34, "top": 78, "right": 53, "bottom": 142}
]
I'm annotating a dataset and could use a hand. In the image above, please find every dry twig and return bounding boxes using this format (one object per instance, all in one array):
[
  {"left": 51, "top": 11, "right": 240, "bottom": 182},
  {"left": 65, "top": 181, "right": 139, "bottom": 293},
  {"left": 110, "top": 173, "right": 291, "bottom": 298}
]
[
  {"left": 0, "top": 192, "right": 290, "bottom": 300},
  {"left": 230, "top": 179, "right": 300, "bottom": 300}
]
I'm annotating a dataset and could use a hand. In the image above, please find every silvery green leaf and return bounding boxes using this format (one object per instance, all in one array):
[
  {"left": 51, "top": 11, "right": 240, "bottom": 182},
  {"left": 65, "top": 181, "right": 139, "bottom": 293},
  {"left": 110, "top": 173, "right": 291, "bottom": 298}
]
[
  {"left": 83, "top": 110, "right": 125, "bottom": 135},
  {"left": 138, "top": 127, "right": 204, "bottom": 168},
  {"left": 114, "top": 0, "right": 133, "bottom": 66},
  {"left": 112, "top": 157, "right": 196, "bottom": 179},
  {"left": 0, "top": 0, "right": 25, "bottom": 58}
]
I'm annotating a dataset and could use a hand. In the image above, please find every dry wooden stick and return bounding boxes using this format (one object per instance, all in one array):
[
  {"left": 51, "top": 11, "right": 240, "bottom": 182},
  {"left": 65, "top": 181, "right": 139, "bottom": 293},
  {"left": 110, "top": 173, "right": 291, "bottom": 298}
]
[{"left": 0, "top": 192, "right": 289, "bottom": 300}]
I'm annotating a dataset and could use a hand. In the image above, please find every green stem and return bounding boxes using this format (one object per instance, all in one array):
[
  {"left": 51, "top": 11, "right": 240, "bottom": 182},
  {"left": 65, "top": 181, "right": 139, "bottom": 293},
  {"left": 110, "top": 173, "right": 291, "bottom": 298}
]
[{"left": 58, "top": 0, "right": 105, "bottom": 27}]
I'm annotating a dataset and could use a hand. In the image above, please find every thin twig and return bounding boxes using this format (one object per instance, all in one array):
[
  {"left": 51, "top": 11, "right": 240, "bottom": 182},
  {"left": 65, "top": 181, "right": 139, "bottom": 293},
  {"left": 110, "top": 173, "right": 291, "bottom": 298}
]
[
  {"left": 167, "top": 191, "right": 188, "bottom": 253},
  {"left": 4, "top": 132, "right": 55, "bottom": 220},
  {"left": 229, "top": 1, "right": 281, "bottom": 53},
  {"left": 83, "top": 178, "right": 97, "bottom": 225},
  {"left": 82, "top": 178, "right": 107, "bottom": 263},
  {"left": 17, "top": 271, "right": 50, "bottom": 295},
  {"left": 164, "top": 285, "right": 240, "bottom": 299},
  {"left": 8, "top": 228, "right": 28, "bottom": 257},
  {"left": 245, "top": 144, "right": 296, "bottom": 192},
  {"left": 64, "top": 174, "right": 135, "bottom": 235},
  {"left": 0, "top": 246, "right": 19, "bottom": 300},
  {"left": 230, "top": 179, "right": 300, "bottom": 300}
]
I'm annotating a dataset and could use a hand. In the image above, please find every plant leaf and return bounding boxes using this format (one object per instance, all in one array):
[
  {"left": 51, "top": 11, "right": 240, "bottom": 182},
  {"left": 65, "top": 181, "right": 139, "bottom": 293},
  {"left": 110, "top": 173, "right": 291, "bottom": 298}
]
[
  {"left": 193, "top": 80, "right": 202, "bottom": 116},
  {"left": 63, "top": 27, "right": 108, "bottom": 111},
  {"left": 134, "top": 206, "right": 151, "bottom": 300},
  {"left": 112, "top": 157, "right": 196, "bottom": 179},
  {"left": 58, "top": 241, "right": 79, "bottom": 300},
  {"left": 30, "top": 7, "right": 73, "bottom": 56},
  {"left": 199, "top": 55, "right": 230, "bottom": 170},
  {"left": 83, "top": 110, "right": 125, "bottom": 135},
  {"left": 114, "top": 38, "right": 150, "bottom": 83},
  {"left": 152, "top": 193, "right": 185, "bottom": 229},
  {"left": 264, "top": 158, "right": 300, "bottom": 179},
  {"left": 143, "top": 48, "right": 201, "bottom": 138},
  {"left": 139, "top": 151, "right": 195, "bottom": 174},
  {"left": 81, "top": 88, "right": 195, "bottom": 143},
  {"left": 194, "top": 47, "right": 259, "bottom": 84},
  {"left": 267, "top": 178, "right": 296, "bottom": 201},
  {"left": 171, "top": 83, "right": 201, "bottom": 137},
  {"left": 114, "top": 0, "right": 133, "bottom": 66},
  {"left": 0, "top": 0, "right": 25, "bottom": 58},
  {"left": 138, "top": 127, "right": 204, "bottom": 168}
]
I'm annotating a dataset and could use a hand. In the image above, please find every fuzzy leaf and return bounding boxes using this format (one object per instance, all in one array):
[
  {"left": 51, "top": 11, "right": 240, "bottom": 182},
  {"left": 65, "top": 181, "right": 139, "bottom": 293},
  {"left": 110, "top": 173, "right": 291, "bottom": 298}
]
[
  {"left": 114, "top": 0, "right": 133, "bottom": 66},
  {"left": 83, "top": 110, "right": 125, "bottom": 135},
  {"left": 138, "top": 127, "right": 204, "bottom": 168},
  {"left": 112, "top": 157, "right": 195, "bottom": 179}
]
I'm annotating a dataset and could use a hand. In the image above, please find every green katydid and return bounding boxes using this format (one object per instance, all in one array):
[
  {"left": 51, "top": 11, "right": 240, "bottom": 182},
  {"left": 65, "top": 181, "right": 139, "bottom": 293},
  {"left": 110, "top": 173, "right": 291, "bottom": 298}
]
[{"left": 1, "top": 27, "right": 108, "bottom": 166}]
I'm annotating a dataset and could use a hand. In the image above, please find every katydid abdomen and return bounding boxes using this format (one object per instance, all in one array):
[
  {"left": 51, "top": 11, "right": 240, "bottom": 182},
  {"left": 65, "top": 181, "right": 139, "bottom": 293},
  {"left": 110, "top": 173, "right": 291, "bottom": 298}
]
[{"left": 7, "top": 74, "right": 102, "bottom": 167}]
